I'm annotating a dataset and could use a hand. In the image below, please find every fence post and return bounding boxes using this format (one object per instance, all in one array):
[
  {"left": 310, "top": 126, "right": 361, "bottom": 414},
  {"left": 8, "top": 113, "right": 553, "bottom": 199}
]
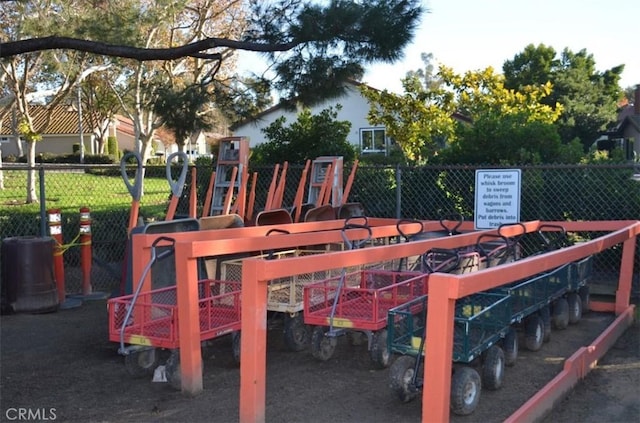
[
  {"left": 78, "top": 207, "right": 108, "bottom": 300},
  {"left": 47, "top": 208, "right": 65, "bottom": 304},
  {"left": 395, "top": 164, "right": 402, "bottom": 219},
  {"left": 39, "top": 167, "right": 47, "bottom": 237},
  {"left": 80, "top": 207, "right": 92, "bottom": 295}
]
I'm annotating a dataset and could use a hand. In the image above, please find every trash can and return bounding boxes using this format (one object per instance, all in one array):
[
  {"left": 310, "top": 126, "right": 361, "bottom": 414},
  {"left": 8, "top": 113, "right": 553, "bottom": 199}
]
[{"left": 1, "top": 236, "right": 59, "bottom": 314}]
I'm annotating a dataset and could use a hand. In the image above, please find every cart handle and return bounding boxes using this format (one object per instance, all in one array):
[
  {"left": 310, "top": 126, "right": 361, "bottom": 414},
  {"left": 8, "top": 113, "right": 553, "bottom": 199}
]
[
  {"left": 439, "top": 212, "right": 464, "bottom": 235},
  {"left": 264, "top": 228, "right": 290, "bottom": 260},
  {"left": 537, "top": 223, "right": 571, "bottom": 251},
  {"left": 165, "top": 152, "right": 189, "bottom": 197},
  {"left": 396, "top": 218, "right": 424, "bottom": 241},
  {"left": 341, "top": 218, "right": 372, "bottom": 250},
  {"left": 118, "top": 236, "right": 176, "bottom": 354},
  {"left": 421, "top": 247, "right": 460, "bottom": 274},
  {"left": 120, "top": 151, "right": 143, "bottom": 201}
]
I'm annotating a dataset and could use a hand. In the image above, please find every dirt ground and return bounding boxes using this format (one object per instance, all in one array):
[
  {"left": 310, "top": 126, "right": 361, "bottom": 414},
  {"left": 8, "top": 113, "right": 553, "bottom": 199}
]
[{"left": 0, "top": 296, "right": 638, "bottom": 423}]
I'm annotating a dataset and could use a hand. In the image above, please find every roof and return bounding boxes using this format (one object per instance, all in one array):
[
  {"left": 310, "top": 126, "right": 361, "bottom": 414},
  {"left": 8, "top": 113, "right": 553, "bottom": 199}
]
[
  {"left": 0, "top": 104, "right": 96, "bottom": 135},
  {"left": 0, "top": 105, "right": 172, "bottom": 145}
]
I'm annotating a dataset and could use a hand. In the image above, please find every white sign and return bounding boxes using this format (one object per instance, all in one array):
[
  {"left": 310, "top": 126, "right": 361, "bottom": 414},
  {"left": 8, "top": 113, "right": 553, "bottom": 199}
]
[{"left": 474, "top": 169, "right": 521, "bottom": 229}]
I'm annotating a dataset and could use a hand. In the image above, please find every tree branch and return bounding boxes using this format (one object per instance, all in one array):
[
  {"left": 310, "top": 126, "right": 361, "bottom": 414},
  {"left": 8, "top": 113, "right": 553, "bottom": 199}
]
[{"left": 1, "top": 36, "right": 299, "bottom": 60}]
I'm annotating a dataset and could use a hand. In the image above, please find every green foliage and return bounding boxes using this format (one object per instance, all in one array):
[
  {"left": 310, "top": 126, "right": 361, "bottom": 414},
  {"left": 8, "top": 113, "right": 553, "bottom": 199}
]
[
  {"left": 364, "top": 60, "right": 568, "bottom": 165},
  {"left": 361, "top": 64, "right": 457, "bottom": 164},
  {"left": 194, "top": 155, "right": 213, "bottom": 167},
  {"left": 253, "top": 106, "right": 356, "bottom": 164},
  {"left": 107, "top": 136, "right": 119, "bottom": 158},
  {"left": 249, "top": 0, "right": 424, "bottom": 105},
  {"left": 503, "top": 44, "right": 624, "bottom": 151},
  {"left": 153, "top": 84, "right": 214, "bottom": 148},
  {"left": 17, "top": 118, "right": 42, "bottom": 143}
]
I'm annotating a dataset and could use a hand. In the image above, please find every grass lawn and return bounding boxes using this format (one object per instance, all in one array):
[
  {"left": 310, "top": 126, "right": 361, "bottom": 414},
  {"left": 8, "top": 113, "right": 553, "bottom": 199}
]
[{"left": 0, "top": 168, "right": 174, "bottom": 217}]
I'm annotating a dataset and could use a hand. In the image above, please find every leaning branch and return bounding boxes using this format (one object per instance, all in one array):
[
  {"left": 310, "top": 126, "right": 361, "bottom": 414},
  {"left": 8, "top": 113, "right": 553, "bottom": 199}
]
[{"left": 0, "top": 36, "right": 299, "bottom": 60}]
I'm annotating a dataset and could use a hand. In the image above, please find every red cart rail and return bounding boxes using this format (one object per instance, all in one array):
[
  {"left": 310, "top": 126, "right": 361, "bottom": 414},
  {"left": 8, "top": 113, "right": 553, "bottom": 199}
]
[
  {"left": 304, "top": 270, "right": 426, "bottom": 331},
  {"left": 108, "top": 279, "right": 241, "bottom": 349}
]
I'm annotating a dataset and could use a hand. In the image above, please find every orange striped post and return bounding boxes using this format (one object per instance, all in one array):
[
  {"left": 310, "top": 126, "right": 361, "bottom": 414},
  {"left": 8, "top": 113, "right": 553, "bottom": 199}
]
[
  {"left": 79, "top": 207, "right": 92, "bottom": 296},
  {"left": 48, "top": 208, "right": 65, "bottom": 304}
]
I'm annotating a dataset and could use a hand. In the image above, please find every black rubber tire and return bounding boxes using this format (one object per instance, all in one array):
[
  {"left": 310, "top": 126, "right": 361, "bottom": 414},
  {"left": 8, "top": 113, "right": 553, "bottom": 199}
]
[
  {"left": 482, "top": 345, "right": 505, "bottom": 390},
  {"left": 370, "top": 329, "right": 391, "bottom": 369},
  {"left": 502, "top": 327, "right": 518, "bottom": 367},
  {"left": 124, "top": 348, "right": 159, "bottom": 378},
  {"left": 552, "top": 298, "right": 570, "bottom": 330},
  {"left": 450, "top": 366, "right": 482, "bottom": 416},
  {"left": 539, "top": 305, "right": 552, "bottom": 343},
  {"left": 567, "top": 292, "right": 583, "bottom": 324},
  {"left": 283, "top": 313, "right": 310, "bottom": 352},
  {"left": 579, "top": 285, "right": 590, "bottom": 313},
  {"left": 524, "top": 314, "right": 544, "bottom": 352},
  {"left": 310, "top": 326, "right": 337, "bottom": 361},
  {"left": 165, "top": 351, "right": 182, "bottom": 391},
  {"left": 389, "top": 355, "right": 419, "bottom": 403},
  {"left": 231, "top": 331, "right": 241, "bottom": 365}
]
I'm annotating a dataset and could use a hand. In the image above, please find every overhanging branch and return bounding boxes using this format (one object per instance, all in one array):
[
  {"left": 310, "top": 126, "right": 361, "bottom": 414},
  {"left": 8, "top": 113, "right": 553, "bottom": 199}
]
[{"left": 1, "top": 36, "right": 299, "bottom": 60}]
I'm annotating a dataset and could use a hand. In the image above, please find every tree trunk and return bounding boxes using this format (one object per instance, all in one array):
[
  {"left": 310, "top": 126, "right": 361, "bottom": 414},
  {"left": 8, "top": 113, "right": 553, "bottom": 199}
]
[{"left": 26, "top": 141, "right": 38, "bottom": 203}]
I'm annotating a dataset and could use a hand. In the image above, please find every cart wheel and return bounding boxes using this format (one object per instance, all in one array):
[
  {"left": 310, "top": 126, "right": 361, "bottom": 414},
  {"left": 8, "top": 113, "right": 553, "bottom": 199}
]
[
  {"left": 370, "top": 329, "right": 391, "bottom": 369},
  {"left": 389, "top": 355, "right": 419, "bottom": 403},
  {"left": 283, "top": 313, "right": 310, "bottom": 352},
  {"left": 579, "top": 285, "right": 590, "bottom": 313},
  {"left": 481, "top": 345, "right": 505, "bottom": 390},
  {"left": 311, "top": 326, "right": 337, "bottom": 361},
  {"left": 539, "top": 305, "right": 552, "bottom": 343},
  {"left": 552, "top": 298, "right": 570, "bottom": 330},
  {"left": 567, "top": 292, "right": 582, "bottom": 324},
  {"left": 502, "top": 327, "right": 518, "bottom": 367},
  {"left": 450, "top": 366, "right": 481, "bottom": 416},
  {"left": 231, "top": 331, "right": 241, "bottom": 365},
  {"left": 524, "top": 314, "right": 544, "bottom": 352},
  {"left": 124, "top": 348, "right": 159, "bottom": 378},
  {"left": 165, "top": 351, "right": 182, "bottom": 391}
]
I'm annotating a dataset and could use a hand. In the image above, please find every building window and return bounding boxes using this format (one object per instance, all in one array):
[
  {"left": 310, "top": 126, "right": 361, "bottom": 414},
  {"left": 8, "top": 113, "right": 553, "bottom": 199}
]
[{"left": 360, "top": 127, "right": 387, "bottom": 154}]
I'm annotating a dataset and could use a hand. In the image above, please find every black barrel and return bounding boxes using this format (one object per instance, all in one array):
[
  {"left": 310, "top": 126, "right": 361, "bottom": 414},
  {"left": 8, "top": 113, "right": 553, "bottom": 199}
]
[{"left": 1, "top": 236, "right": 59, "bottom": 314}]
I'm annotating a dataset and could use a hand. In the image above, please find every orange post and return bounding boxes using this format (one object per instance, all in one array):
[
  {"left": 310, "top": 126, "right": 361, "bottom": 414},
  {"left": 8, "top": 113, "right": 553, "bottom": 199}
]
[
  {"left": 48, "top": 208, "right": 65, "bottom": 304},
  {"left": 79, "top": 207, "right": 92, "bottom": 296}
]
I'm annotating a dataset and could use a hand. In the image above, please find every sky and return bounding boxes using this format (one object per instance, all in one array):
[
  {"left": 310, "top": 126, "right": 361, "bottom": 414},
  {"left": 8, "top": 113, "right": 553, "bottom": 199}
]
[
  {"left": 363, "top": 0, "right": 638, "bottom": 93},
  {"left": 238, "top": 0, "right": 639, "bottom": 95}
]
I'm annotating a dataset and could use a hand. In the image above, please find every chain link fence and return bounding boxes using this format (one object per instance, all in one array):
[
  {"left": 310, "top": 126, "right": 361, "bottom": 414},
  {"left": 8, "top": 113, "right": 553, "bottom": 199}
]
[{"left": 0, "top": 162, "right": 638, "bottom": 297}]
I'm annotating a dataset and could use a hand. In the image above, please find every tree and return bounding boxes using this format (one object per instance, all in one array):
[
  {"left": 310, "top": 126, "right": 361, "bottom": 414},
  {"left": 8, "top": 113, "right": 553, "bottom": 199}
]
[
  {"left": 361, "top": 53, "right": 457, "bottom": 164},
  {"left": 1, "top": 0, "right": 94, "bottom": 202},
  {"left": 153, "top": 84, "right": 215, "bottom": 152},
  {"left": 503, "top": 44, "right": 624, "bottom": 151},
  {"left": 439, "top": 66, "right": 564, "bottom": 165},
  {"left": 2, "top": 0, "right": 424, "bottom": 106},
  {"left": 253, "top": 106, "right": 355, "bottom": 165}
]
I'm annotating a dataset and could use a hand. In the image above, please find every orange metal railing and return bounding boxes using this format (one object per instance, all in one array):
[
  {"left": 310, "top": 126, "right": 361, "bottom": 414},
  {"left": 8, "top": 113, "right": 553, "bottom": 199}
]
[{"left": 128, "top": 219, "right": 639, "bottom": 423}]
